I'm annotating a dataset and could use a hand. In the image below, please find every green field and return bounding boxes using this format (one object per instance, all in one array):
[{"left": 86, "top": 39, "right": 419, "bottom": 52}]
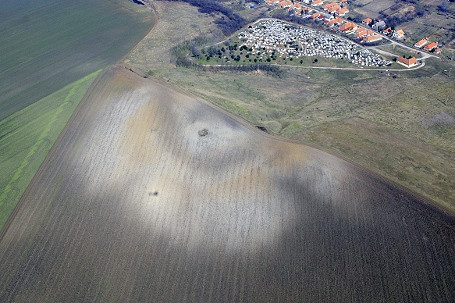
[
  {"left": 0, "top": 71, "right": 100, "bottom": 228},
  {"left": 0, "top": 0, "right": 154, "bottom": 120}
]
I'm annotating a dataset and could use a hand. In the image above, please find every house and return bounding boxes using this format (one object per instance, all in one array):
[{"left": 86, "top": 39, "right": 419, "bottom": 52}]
[
  {"left": 383, "top": 27, "right": 392, "bottom": 35},
  {"left": 328, "top": 4, "right": 341, "bottom": 13},
  {"left": 278, "top": 1, "right": 293, "bottom": 8},
  {"left": 336, "top": 7, "right": 349, "bottom": 16},
  {"left": 415, "top": 38, "right": 428, "bottom": 48},
  {"left": 393, "top": 29, "right": 405, "bottom": 39},
  {"left": 311, "top": 12, "right": 322, "bottom": 19},
  {"left": 340, "top": 22, "right": 354, "bottom": 31},
  {"left": 372, "top": 20, "right": 386, "bottom": 31},
  {"left": 356, "top": 29, "right": 368, "bottom": 38},
  {"left": 266, "top": 0, "right": 280, "bottom": 5},
  {"left": 397, "top": 56, "right": 417, "bottom": 67},
  {"left": 294, "top": 8, "right": 303, "bottom": 15},
  {"left": 328, "top": 17, "right": 343, "bottom": 26},
  {"left": 424, "top": 42, "right": 438, "bottom": 51},
  {"left": 311, "top": 0, "right": 323, "bottom": 6},
  {"left": 362, "top": 18, "right": 372, "bottom": 25},
  {"left": 435, "top": 47, "right": 441, "bottom": 54},
  {"left": 357, "top": 29, "right": 373, "bottom": 38},
  {"left": 340, "top": 0, "right": 347, "bottom": 2},
  {"left": 322, "top": 2, "right": 335, "bottom": 10},
  {"left": 363, "top": 34, "right": 382, "bottom": 43}
]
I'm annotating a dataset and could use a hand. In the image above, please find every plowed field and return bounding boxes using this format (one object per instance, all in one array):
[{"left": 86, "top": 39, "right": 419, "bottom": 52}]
[{"left": 0, "top": 66, "right": 453, "bottom": 302}]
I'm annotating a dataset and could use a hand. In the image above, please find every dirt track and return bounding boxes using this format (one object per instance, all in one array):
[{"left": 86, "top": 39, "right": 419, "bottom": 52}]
[{"left": 0, "top": 66, "right": 454, "bottom": 302}]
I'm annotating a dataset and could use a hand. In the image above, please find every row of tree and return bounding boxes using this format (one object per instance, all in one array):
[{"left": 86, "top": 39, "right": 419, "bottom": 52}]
[{"left": 175, "top": 55, "right": 283, "bottom": 77}]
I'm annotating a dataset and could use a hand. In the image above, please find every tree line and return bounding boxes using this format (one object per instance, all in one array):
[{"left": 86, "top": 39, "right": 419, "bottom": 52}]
[{"left": 174, "top": 53, "right": 283, "bottom": 78}]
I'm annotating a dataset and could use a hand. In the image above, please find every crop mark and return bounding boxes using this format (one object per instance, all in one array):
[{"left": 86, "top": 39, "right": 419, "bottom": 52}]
[{"left": 0, "top": 71, "right": 101, "bottom": 208}]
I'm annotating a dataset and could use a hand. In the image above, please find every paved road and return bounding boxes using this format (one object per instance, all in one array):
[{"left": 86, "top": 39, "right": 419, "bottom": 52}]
[{"left": 383, "top": 37, "right": 438, "bottom": 59}]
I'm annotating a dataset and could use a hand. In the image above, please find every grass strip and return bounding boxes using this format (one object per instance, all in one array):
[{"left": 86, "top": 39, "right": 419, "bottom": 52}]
[{"left": 0, "top": 70, "right": 101, "bottom": 228}]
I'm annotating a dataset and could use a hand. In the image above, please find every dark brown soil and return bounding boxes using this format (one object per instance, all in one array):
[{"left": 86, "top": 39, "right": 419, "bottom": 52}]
[{"left": 0, "top": 67, "right": 454, "bottom": 302}]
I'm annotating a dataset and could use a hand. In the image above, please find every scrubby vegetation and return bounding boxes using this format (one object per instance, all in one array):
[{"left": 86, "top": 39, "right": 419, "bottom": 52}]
[
  {"left": 159, "top": 0, "right": 247, "bottom": 35},
  {"left": 171, "top": 36, "right": 284, "bottom": 77}
]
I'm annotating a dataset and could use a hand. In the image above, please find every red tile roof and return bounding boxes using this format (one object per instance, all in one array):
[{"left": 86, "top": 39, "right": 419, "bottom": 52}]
[
  {"left": 328, "top": 4, "right": 341, "bottom": 12},
  {"left": 340, "top": 22, "right": 355, "bottom": 31},
  {"left": 328, "top": 17, "right": 343, "bottom": 25},
  {"left": 363, "top": 34, "right": 382, "bottom": 42},
  {"left": 415, "top": 38, "right": 428, "bottom": 48},
  {"left": 397, "top": 56, "right": 417, "bottom": 66},
  {"left": 424, "top": 42, "right": 437, "bottom": 50},
  {"left": 336, "top": 7, "right": 348, "bottom": 15}
]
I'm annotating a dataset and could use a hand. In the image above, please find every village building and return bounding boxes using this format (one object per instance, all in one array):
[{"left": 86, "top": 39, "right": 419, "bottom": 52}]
[
  {"left": 291, "top": 3, "right": 302, "bottom": 10},
  {"left": 397, "top": 56, "right": 417, "bottom": 67},
  {"left": 328, "top": 17, "right": 343, "bottom": 26},
  {"left": 328, "top": 4, "right": 341, "bottom": 13},
  {"left": 336, "top": 7, "right": 349, "bottom": 16},
  {"left": 340, "top": 22, "right": 356, "bottom": 32},
  {"left": 266, "top": 0, "right": 280, "bottom": 5},
  {"left": 424, "top": 41, "right": 438, "bottom": 51},
  {"left": 356, "top": 29, "right": 373, "bottom": 39},
  {"left": 393, "top": 29, "right": 405, "bottom": 40},
  {"left": 311, "top": 12, "right": 322, "bottom": 19},
  {"left": 355, "top": 29, "right": 368, "bottom": 38},
  {"left": 363, "top": 34, "right": 382, "bottom": 43},
  {"left": 322, "top": 2, "right": 336, "bottom": 10},
  {"left": 278, "top": 1, "right": 293, "bottom": 8},
  {"left": 362, "top": 18, "right": 372, "bottom": 25},
  {"left": 383, "top": 27, "right": 392, "bottom": 35},
  {"left": 372, "top": 20, "right": 386, "bottom": 31},
  {"left": 415, "top": 38, "right": 428, "bottom": 48},
  {"left": 311, "top": 0, "right": 323, "bottom": 6}
]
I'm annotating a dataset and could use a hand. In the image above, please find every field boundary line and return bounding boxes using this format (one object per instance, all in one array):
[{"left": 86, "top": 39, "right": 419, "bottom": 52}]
[{"left": 0, "top": 70, "right": 105, "bottom": 242}]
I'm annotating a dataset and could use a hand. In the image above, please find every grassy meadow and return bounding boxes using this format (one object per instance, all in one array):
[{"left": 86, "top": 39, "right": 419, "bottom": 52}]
[
  {"left": 0, "top": 0, "right": 154, "bottom": 120},
  {"left": 0, "top": 71, "right": 101, "bottom": 228},
  {"left": 126, "top": 2, "right": 455, "bottom": 213}
]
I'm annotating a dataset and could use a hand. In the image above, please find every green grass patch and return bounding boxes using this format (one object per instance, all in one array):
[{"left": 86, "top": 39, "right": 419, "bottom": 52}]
[{"left": 0, "top": 70, "right": 101, "bottom": 229}]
